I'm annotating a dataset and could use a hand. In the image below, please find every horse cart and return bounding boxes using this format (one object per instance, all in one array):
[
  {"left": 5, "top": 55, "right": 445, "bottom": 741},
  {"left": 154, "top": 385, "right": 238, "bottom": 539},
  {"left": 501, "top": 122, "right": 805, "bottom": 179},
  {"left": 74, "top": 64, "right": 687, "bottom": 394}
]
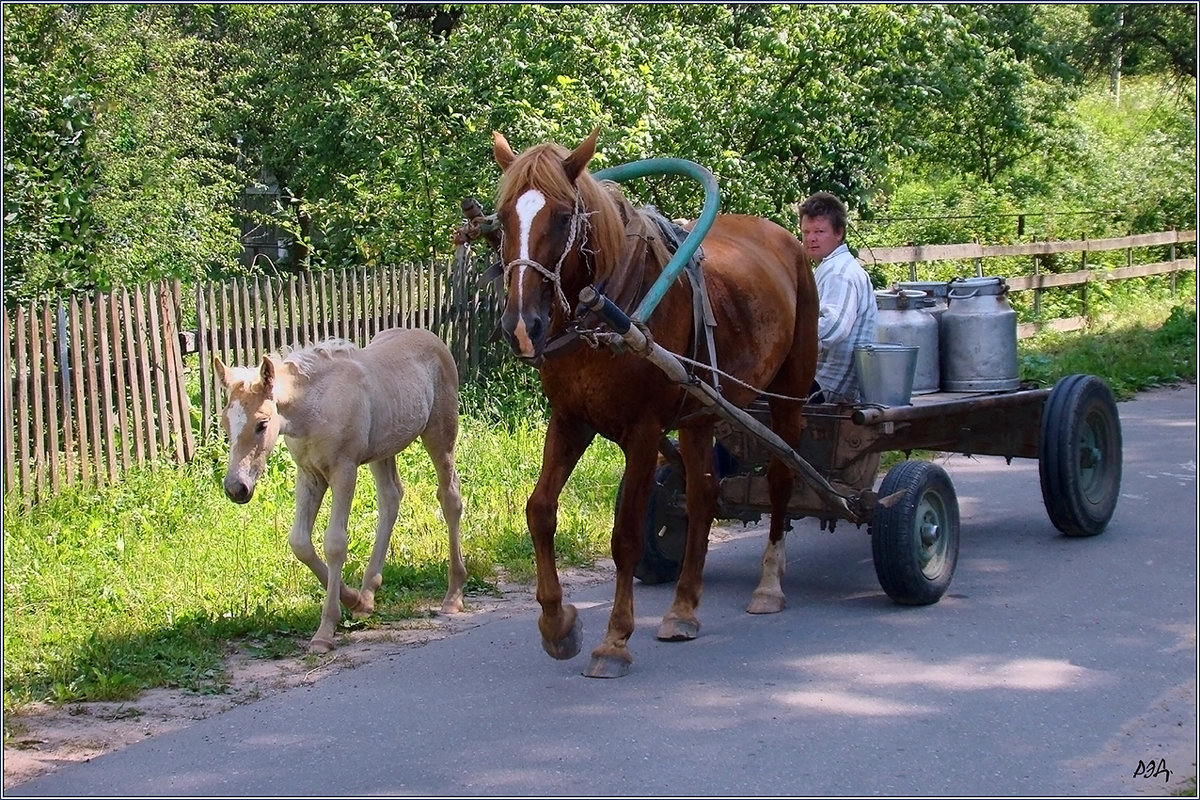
[
  {"left": 564, "top": 159, "right": 1123, "bottom": 607},
  {"left": 629, "top": 375, "right": 1123, "bottom": 605}
]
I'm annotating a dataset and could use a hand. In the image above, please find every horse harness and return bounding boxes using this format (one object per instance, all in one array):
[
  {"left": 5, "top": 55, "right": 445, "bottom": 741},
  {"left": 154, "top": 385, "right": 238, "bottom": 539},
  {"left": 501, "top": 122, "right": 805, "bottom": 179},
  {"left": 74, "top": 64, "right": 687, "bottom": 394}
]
[{"left": 455, "top": 192, "right": 722, "bottom": 395}]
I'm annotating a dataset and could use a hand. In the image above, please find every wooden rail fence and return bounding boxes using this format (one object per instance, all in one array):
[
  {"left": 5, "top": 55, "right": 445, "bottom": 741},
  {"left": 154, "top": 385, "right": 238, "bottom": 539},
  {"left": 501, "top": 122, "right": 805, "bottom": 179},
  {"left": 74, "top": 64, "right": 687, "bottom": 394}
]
[
  {"left": 859, "top": 229, "right": 1198, "bottom": 337},
  {"left": 4, "top": 231, "right": 1194, "bottom": 504}
]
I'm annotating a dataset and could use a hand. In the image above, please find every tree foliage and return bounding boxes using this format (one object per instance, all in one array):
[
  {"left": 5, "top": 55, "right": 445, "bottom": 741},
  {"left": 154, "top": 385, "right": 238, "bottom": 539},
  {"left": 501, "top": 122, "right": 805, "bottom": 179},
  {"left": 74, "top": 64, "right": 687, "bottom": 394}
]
[{"left": 2, "top": 3, "right": 1195, "bottom": 305}]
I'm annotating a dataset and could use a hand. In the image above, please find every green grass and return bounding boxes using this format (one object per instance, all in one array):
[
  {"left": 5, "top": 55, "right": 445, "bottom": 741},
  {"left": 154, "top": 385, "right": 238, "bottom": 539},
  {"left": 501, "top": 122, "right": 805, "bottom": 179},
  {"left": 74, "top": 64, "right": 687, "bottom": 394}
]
[
  {"left": 1020, "top": 295, "right": 1197, "bottom": 399},
  {"left": 2, "top": 404, "right": 621, "bottom": 714},
  {"left": 3, "top": 286, "right": 1194, "bottom": 720}
]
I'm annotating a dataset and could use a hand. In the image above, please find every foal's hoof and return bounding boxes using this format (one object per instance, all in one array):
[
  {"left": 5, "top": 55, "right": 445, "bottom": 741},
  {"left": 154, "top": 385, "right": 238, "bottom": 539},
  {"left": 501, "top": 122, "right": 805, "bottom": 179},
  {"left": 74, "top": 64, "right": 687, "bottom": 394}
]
[
  {"left": 746, "top": 591, "right": 785, "bottom": 614},
  {"left": 342, "top": 587, "right": 367, "bottom": 615},
  {"left": 440, "top": 593, "right": 464, "bottom": 615},
  {"left": 308, "top": 636, "right": 335, "bottom": 654},
  {"left": 584, "top": 653, "right": 631, "bottom": 679},
  {"left": 657, "top": 615, "right": 700, "bottom": 642},
  {"left": 540, "top": 620, "right": 583, "bottom": 661},
  {"left": 351, "top": 593, "right": 376, "bottom": 620}
]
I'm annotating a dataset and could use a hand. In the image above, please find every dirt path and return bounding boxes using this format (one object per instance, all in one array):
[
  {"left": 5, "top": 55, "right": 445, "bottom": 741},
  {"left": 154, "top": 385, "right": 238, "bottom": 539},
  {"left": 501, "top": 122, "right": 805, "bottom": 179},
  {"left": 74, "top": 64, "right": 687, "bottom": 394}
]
[{"left": 3, "top": 563, "right": 615, "bottom": 791}]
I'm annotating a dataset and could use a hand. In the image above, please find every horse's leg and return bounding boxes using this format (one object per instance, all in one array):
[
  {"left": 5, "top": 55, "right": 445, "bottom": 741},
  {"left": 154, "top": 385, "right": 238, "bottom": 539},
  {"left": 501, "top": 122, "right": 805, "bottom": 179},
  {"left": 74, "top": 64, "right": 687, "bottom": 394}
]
[
  {"left": 529, "top": 413, "right": 594, "bottom": 664},
  {"left": 657, "top": 423, "right": 718, "bottom": 641},
  {"left": 586, "top": 424, "right": 662, "bottom": 678},
  {"left": 421, "top": 429, "right": 467, "bottom": 614},
  {"left": 357, "top": 457, "right": 402, "bottom": 619},
  {"left": 288, "top": 468, "right": 362, "bottom": 652},
  {"left": 747, "top": 397, "right": 803, "bottom": 614},
  {"left": 308, "top": 465, "right": 361, "bottom": 653}
]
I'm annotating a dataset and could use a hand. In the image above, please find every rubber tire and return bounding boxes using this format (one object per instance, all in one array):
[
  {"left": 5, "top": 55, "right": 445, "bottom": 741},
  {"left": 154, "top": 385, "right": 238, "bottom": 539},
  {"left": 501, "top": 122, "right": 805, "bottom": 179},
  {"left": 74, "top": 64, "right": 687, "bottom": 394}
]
[
  {"left": 1038, "top": 374, "right": 1122, "bottom": 537},
  {"left": 870, "top": 460, "right": 960, "bottom": 606},
  {"left": 621, "top": 464, "right": 686, "bottom": 585}
]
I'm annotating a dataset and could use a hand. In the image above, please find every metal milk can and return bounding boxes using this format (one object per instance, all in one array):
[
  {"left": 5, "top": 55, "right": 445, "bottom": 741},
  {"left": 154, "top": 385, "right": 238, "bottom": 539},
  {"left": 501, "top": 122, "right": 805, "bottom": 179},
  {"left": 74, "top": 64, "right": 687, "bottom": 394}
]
[
  {"left": 939, "top": 276, "right": 1020, "bottom": 392},
  {"left": 875, "top": 289, "right": 940, "bottom": 395},
  {"left": 898, "top": 280, "right": 951, "bottom": 321}
]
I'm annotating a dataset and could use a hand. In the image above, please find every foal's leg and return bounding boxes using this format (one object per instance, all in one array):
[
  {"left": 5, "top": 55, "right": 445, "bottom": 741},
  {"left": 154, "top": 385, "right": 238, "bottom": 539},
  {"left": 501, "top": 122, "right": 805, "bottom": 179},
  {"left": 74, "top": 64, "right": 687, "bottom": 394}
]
[
  {"left": 309, "top": 464, "right": 361, "bottom": 653},
  {"left": 357, "top": 457, "right": 402, "bottom": 619},
  {"left": 657, "top": 423, "right": 718, "bottom": 641},
  {"left": 421, "top": 430, "right": 467, "bottom": 614},
  {"left": 528, "top": 414, "right": 594, "bottom": 663},
  {"left": 288, "top": 468, "right": 363, "bottom": 652},
  {"left": 747, "top": 397, "right": 803, "bottom": 614}
]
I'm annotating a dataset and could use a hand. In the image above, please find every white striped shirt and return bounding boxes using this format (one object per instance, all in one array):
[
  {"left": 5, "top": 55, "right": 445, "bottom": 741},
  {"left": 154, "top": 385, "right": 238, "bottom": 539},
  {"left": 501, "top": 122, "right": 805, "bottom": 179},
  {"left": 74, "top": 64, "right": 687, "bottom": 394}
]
[{"left": 813, "top": 243, "right": 877, "bottom": 403}]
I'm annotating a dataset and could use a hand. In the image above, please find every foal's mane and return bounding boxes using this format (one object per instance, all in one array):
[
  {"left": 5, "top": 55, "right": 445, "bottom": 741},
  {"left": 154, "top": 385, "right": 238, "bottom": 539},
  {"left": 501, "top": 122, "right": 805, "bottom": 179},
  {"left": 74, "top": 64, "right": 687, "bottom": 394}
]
[
  {"left": 494, "top": 142, "right": 630, "bottom": 280},
  {"left": 282, "top": 338, "right": 359, "bottom": 378}
]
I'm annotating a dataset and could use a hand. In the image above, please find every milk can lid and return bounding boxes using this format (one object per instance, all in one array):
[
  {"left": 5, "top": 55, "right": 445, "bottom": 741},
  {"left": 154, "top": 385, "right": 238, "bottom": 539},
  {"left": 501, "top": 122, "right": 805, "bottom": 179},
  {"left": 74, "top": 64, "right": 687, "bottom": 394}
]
[{"left": 876, "top": 289, "right": 930, "bottom": 310}]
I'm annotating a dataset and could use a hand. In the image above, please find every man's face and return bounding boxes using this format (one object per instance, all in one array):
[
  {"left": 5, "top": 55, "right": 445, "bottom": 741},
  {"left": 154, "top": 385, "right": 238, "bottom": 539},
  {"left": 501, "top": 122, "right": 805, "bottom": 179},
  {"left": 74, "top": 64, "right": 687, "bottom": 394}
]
[{"left": 800, "top": 215, "right": 843, "bottom": 262}]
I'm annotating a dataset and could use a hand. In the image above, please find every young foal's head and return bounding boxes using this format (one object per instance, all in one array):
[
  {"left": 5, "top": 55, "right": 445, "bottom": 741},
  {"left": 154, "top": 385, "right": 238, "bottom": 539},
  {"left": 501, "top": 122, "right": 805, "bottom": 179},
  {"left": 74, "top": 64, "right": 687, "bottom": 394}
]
[{"left": 214, "top": 355, "right": 285, "bottom": 504}]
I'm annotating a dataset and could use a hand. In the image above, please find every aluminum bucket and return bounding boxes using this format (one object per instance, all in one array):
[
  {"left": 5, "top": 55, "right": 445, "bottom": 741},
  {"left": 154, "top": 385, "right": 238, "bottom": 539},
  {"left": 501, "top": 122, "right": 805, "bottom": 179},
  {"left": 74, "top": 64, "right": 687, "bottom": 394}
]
[{"left": 854, "top": 343, "right": 919, "bottom": 406}]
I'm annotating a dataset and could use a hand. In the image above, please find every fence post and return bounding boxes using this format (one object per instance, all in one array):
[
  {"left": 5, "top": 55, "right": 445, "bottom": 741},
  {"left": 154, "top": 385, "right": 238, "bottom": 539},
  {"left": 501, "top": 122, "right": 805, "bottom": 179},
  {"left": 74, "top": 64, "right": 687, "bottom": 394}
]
[
  {"left": 1081, "top": 245, "right": 1089, "bottom": 323},
  {"left": 1033, "top": 253, "right": 1042, "bottom": 319},
  {"left": 1170, "top": 229, "right": 1178, "bottom": 298}
]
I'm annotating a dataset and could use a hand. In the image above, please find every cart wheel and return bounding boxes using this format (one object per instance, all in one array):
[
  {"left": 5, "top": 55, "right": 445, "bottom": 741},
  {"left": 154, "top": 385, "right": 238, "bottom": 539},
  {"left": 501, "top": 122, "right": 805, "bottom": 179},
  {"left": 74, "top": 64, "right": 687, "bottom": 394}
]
[
  {"left": 870, "top": 460, "right": 960, "bottom": 606},
  {"left": 620, "top": 464, "right": 686, "bottom": 585},
  {"left": 1038, "top": 374, "right": 1122, "bottom": 537}
]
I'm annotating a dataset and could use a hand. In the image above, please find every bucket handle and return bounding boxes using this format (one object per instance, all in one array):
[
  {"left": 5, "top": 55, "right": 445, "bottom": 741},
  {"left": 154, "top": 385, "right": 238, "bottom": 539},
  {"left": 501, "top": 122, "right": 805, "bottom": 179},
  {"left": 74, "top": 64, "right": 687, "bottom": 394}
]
[{"left": 948, "top": 278, "right": 1009, "bottom": 300}]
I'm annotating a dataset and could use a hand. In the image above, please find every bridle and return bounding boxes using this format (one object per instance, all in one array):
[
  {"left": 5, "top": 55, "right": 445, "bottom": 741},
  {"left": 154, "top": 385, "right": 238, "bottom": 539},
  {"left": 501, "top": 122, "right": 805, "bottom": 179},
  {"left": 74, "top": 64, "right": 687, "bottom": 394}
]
[{"left": 501, "top": 190, "right": 594, "bottom": 321}]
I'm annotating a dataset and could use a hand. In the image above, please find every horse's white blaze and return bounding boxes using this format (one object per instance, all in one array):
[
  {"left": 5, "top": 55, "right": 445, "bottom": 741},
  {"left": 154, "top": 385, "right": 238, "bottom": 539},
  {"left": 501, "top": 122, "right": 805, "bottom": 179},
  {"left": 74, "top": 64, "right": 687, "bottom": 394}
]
[
  {"left": 225, "top": 401, "right": 248, "bottom": 439},
  {"left": 512, "top": 189, "right": 547, "bottom": 356}
]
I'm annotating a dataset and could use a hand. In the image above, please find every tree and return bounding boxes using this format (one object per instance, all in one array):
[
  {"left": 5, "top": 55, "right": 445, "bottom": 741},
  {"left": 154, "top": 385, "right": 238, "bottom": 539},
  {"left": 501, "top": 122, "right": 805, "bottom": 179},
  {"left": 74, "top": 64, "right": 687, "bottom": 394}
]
[
  {"left": 2, "top": 4, "right": 247, "bottom": 305},
  {"left": 1077, "top": 4, "right": 1197, "bottom": 83}
]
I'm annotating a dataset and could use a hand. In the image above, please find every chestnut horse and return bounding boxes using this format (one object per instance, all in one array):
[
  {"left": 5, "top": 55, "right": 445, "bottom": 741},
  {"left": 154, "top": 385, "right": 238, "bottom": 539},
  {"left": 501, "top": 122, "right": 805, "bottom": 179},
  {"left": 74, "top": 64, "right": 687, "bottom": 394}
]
[
  {"left": 214, "top": 328, "right": 468, "bottom": 653},
  {"left": 490, "top": 128, "right": 818, "bottom": 677}
]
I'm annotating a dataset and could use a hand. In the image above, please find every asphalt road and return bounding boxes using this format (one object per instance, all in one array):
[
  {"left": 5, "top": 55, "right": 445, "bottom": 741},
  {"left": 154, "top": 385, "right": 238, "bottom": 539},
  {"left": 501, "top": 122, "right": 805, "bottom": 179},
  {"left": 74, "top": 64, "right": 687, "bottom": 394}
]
[{"left": 12, "top": 383, "right": 1197, "bottom": 798}]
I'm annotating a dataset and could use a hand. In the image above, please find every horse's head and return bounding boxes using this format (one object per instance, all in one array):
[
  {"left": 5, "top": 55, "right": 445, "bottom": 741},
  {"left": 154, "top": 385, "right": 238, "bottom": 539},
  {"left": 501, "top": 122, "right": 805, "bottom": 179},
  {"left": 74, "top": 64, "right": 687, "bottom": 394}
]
[
  {"left": 214, "top": 355, "right": 285, "bottom": 504},
  {"left": 491, "top": 127, "right": 624, "bottom": 364}
]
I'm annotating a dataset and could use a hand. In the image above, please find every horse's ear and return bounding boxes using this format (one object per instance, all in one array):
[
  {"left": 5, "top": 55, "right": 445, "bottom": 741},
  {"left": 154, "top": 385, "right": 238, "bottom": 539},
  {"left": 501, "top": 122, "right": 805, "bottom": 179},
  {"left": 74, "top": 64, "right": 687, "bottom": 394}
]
[
  {"left": 563, "top": 127, "right": 600, "bottom": 182},
  {"left": 493, "top": 131, "right": 515, "bottom": 171},
  {"left": 259, "top": 356, "right": 276, "bottom": 397}
]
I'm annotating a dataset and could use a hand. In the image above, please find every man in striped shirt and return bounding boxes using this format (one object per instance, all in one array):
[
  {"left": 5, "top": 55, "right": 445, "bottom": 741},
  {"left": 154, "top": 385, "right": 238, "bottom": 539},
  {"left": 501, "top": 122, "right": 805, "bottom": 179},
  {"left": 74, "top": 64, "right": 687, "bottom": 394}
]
[{"left": 798, "top": 192, "right": 877, "bottom": 404}]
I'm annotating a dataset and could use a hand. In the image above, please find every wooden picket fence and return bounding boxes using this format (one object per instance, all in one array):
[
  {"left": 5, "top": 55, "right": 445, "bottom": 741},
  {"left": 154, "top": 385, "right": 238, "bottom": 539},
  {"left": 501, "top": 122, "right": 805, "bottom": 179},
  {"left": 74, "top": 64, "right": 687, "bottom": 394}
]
[
  {"left": 4, "top": 280, "right": 195, "bottom": 502},
  {"left": 191, "top": 263, "right": 502, "bottom": 444},
  {"left": 3, "top": 231, "right": 1195, "bottom": 505},
  {"left": 5, "top": 262, "right": 503, "bottom": 504}
]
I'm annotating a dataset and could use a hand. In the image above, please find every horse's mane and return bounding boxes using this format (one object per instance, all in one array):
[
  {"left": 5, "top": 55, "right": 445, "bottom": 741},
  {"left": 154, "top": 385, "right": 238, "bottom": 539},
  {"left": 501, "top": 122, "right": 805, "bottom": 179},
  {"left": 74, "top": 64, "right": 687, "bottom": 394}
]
[
  {"left": 494, "top": 142, "right": 628, "bottom": 278},
  {"left": 282, "top": 338, "right": 360, "bottom": 378}
]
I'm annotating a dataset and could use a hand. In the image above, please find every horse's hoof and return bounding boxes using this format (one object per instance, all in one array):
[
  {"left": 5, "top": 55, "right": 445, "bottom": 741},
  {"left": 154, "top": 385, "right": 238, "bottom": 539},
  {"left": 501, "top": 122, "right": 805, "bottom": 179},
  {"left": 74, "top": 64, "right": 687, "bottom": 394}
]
[
  {"left": 440, "top": 594, "right": 464, "bottom": 615},
  {"left": 584, "top": 654, "right": 631, "bottom": 678},
  {"left": 656, "top": 616, "right": 700, "bottom": 641},
  {"left": 746, "top": 592, "right": 785, "bottom": 614},
  {"left": 540, "top": 619, "right": 583, "bottom": 661},
  {"left": 308, "top": 637, "right": 335, "bottom": 654}
]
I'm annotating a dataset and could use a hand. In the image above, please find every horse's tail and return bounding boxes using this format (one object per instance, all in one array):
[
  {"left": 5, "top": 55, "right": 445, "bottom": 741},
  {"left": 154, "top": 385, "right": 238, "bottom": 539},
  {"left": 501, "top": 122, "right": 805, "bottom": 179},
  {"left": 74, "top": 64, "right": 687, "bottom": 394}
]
[{"left": 793, "top": 245, "right": 820, "bottom": 396}]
